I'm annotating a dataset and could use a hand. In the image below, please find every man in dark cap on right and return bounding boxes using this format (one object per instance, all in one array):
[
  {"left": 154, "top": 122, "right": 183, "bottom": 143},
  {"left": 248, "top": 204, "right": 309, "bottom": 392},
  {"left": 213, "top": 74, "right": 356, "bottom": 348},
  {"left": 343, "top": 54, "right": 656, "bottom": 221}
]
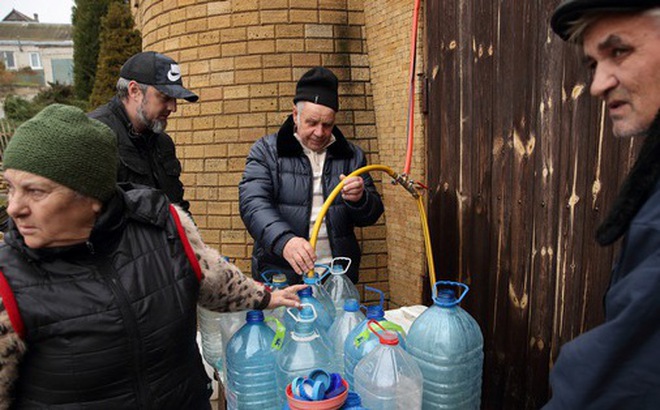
[
  {"left": 546, "top": 1, "right": 660, "bottom": 408},
  {"left": 239, "top": 67, "right": 384, "bottom": 285}
]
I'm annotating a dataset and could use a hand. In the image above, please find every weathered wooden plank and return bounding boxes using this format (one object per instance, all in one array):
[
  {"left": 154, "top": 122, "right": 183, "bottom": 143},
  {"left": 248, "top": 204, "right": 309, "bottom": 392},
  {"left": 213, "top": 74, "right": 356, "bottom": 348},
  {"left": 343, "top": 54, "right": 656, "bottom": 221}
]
[{"left": 426, "top": 0, "right": 636, "bottom": 407}]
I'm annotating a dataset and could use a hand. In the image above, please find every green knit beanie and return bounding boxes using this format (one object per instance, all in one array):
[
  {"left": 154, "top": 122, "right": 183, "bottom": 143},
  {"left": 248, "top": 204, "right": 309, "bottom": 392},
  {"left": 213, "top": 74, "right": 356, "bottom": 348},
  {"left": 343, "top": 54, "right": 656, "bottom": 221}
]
[{"left": 3, "top": 104, "right": 118, "bottom": 201}]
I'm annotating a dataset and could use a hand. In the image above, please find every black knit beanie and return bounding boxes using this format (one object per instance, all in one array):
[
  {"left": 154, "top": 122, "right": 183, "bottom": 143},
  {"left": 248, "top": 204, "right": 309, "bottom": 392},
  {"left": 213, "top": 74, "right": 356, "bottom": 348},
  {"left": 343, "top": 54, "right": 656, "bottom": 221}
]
[
  {"left": 293, "top": 66, "right": 339, "bottom": 111},
  {"left": 3, "top": 104, "right": 118, "bottom": 201}
]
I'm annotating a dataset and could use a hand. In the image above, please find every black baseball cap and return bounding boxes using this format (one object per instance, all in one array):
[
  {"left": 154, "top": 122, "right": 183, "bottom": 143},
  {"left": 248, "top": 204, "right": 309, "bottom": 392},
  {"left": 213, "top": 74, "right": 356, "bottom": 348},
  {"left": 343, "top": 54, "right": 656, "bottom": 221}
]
[
  {"left": 551, "top": 0, "right": 658, "bottom": 41},
  {"left": 120, "top": 51, "right": 199, "bottom": 102}
]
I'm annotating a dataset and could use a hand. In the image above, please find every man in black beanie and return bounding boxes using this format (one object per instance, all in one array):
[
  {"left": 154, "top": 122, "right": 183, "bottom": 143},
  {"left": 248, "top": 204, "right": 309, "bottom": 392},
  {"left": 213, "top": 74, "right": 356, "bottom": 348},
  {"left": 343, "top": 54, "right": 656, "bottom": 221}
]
[
  {"left": 546, "top": 2, "right": 660, "bottom": 408},
  {"left": 89, "top": 51, "right": 198, "bottom": 215},
  {"left": 239, "top": 67, "right": 384, "bottom": 285}
]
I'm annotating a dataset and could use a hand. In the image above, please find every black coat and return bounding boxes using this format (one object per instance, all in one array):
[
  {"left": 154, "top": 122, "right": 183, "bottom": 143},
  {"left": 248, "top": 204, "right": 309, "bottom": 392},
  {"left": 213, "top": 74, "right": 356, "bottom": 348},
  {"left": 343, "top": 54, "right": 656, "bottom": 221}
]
[
  {"left": 0, "top": 185, "right": 210, "bottom": 408},
  {"left": 239, "top": 115, "right": 384, "bottom": 284},
  {"left": 89, "top": 97, "right": 190, "bottom": 214}
]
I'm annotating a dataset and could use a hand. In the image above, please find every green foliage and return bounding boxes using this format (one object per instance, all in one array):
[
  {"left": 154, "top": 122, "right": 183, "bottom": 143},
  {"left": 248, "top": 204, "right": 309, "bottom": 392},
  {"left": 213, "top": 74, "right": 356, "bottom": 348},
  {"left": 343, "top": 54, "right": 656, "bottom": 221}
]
[
  {"left": 3, "top": 83, "right": 88, "bottom": 125},
  {"left": 89, "top": 2, "right": 142, "bottom": 110},
  {"left": 72, "top": 0, "right": 118, "bottom": 101}
]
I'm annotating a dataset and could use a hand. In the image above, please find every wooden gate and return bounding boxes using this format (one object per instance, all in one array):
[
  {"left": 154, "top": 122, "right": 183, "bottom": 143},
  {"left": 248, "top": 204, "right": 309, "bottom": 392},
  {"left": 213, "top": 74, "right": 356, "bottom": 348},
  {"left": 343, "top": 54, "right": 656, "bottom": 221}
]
[{"left": 425, "top": 1, "right": 639, "bottom": 408}]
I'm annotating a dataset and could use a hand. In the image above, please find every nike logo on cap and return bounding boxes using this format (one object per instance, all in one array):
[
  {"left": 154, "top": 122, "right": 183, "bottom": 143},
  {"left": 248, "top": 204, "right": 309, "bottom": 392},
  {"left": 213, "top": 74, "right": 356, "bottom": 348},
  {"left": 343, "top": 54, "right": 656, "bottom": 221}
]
[{"left": 167, "top": 64, "right": 181, "bottom": 82}]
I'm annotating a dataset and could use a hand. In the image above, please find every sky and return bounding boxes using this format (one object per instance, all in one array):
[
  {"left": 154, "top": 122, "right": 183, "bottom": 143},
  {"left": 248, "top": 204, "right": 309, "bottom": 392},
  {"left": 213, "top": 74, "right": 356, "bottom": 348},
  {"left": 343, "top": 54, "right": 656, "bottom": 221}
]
[{"left": 0, "top": 0, "right": 75, "bottom": 24}]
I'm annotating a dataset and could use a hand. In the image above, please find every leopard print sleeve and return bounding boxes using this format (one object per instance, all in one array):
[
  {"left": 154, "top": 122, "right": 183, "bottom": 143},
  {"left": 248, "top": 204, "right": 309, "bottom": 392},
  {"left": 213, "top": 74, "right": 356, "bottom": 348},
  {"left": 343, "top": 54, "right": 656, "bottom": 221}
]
[
  {"left": 0, "top": 298, "right": 26, "bottom": 410},
  {"left": 173, "top": 206, "right": 271, "bottom": 312}
]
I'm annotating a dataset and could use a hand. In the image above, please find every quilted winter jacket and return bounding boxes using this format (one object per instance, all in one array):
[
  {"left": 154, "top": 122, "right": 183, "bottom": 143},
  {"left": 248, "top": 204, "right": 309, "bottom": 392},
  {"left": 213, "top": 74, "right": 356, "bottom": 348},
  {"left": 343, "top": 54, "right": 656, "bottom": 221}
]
[
  {"left": 88, "top": 97, "right": 190, "bottom": 214},
  {"left": 239, "top": 115, "right": 384, "bottom": 284},
  {"left": 0, "top": 185, "right": 209, "bottom": 409}
]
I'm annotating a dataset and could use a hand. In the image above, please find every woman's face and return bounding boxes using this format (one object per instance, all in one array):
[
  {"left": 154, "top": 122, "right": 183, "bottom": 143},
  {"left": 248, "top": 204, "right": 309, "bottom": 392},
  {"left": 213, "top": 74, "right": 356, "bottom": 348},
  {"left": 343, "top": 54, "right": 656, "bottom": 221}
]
[{"left": 4, "top": 169, "right": 102, "bottom": 249}]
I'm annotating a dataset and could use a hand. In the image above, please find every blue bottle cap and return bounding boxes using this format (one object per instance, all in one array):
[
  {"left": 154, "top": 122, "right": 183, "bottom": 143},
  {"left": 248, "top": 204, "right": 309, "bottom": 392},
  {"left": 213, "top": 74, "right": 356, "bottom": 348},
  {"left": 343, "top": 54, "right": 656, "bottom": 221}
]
[
  {"left": 365, "top": 304, "right": 385, "bottom": 319},
  {"left": 308, "top": 368, "right": 331, "bottom": 391},
  {"left": 323, "top": 373, "right": 345, "bottom": 399},
  {"left": 298, "top": 287, "right": 313, "bottom": 297},
  {"left": 246, "top": 310, "right": 264, "bottom": 323},
  {"left": 343, "top": 298, "right": 359, "bottom": 312}
]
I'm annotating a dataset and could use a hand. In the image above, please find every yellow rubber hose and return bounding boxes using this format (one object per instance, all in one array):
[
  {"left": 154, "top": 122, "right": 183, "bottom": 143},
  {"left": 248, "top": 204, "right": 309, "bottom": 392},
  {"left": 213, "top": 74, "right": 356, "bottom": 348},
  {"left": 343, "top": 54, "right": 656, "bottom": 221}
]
[{"left": 307, "top": 164, "right": 436, "bottom": 287}]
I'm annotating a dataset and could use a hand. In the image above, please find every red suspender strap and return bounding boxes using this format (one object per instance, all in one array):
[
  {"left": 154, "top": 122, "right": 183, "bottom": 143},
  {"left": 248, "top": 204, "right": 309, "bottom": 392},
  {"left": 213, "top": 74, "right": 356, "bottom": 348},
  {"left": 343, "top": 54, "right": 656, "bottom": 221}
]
[
  {"left": 169, "top": 205, "right": 203, "bottom": 282},
  {"left": 0, "top": 270, "right": 26, "bottom": 339}
]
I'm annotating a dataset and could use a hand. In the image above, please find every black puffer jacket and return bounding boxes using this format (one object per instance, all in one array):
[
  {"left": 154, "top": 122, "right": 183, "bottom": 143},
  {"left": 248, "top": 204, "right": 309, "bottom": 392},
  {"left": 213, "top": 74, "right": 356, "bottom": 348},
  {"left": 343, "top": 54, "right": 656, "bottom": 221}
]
[
  {"left": 239, "top": 115, "right": 384, "bottom": 284},
  {"left": 89, "top": 97, "right": 190, "bottom": 214},
  {"left": 0, "top": 185, "right": 210, "bottom": 409}
]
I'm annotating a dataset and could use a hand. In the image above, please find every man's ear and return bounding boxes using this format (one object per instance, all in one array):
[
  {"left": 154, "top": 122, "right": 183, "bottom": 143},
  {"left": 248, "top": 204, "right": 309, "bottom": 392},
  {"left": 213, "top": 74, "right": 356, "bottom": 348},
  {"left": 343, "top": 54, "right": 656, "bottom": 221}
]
[{"left": 127, "top": 81, "right": 144, "bottom": 101}]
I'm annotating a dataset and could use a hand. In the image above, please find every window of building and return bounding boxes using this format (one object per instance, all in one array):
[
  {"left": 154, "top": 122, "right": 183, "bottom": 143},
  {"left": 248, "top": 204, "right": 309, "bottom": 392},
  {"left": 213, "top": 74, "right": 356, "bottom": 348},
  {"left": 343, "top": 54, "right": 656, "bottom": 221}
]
[
  {"left": 1, "top": 51, "right": 16, "bottom": 69},
  {"left": 29, "top": 52, "right": 42, "bottom": 69}
]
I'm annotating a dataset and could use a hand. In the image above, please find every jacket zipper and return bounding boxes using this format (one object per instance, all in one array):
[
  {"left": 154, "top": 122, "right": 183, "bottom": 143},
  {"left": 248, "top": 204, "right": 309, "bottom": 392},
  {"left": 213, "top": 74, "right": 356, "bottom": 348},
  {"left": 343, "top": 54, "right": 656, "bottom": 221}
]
[{"left": 96, "top": 255, "right": 152, "bottom": 408}]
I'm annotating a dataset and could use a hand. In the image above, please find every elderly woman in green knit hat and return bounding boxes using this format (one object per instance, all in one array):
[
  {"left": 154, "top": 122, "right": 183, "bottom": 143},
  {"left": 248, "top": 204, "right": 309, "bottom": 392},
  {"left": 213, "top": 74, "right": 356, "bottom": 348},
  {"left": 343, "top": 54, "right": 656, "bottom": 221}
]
[{"left": 0, "top": 104, "right": 305, "bottom": 408}]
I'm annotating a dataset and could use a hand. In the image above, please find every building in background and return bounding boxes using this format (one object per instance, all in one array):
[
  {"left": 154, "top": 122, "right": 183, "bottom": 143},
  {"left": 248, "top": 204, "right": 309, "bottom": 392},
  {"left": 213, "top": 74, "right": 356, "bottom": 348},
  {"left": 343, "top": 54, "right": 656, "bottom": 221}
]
[{"left": 0, "top": 9, "right": 74, "bottom": 117}]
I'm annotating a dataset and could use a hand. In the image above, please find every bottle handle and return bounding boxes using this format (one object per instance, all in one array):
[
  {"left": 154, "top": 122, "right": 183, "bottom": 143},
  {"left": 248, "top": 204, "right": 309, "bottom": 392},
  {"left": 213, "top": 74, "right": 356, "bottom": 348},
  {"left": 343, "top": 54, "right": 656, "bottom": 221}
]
[
  {"left": 330, "top": 257, "right": 352, "bottom": 274},
  {"left": 313, "top": 263, "right": 332, "bottom": 281},
  {"left": 365, "top": 286, "right": 385, "bottom": 308},
  {"left": 433, "top": 280, "right": 469, "bottom": 307},
  {"left": 260, "top": 269, "right": 283, "bottom": 285},
  {"left": 286, "top": 303, "right": 317, "bottom": 323}
]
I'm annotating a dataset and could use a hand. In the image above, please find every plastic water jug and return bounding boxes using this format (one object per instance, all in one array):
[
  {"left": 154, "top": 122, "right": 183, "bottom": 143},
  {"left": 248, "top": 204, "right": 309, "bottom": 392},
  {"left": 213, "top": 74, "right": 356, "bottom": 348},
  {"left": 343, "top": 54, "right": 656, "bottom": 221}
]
[
  {"left": 284, "top": 286, "right": 335, "bottom": 333},
  {"left": 304, "top": 264, "right": 337, "bottom": 322},
  {"left": 197, "top": 306, "right": 224, "bottom": 372},
  {"left": 225, "top": 310, "right": 283, "bottom": 410},
  {"left": 323, "top": 257, "right": 360, "bottom": 311},
  {"left": 261, "top": 269, "right": 289, "bottom": 328},
  {"left": 214, "top": 310, "right": 247, "bottom": 384},
  {"left": 329, "top": 298, "right": 365, "bottom": 375},
  {"left": 276, "top": 304, "right": 337, "bottom": 404},
  {"left": 406, "top": 281, "right": 483, "bottom": 409},
  {"left": 354, "top": 320, "right": 423, "bottom": 410},
  {"left": 344, "top": 286, "right": 407, "bottom": 388}
]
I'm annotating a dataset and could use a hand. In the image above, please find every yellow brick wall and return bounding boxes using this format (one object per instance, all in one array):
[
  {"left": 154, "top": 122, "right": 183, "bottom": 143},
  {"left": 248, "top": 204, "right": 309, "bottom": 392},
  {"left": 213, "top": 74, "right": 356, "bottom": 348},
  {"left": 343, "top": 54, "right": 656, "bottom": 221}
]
[
  {"left": 363, "top": 0, "right": 427, "bottom": 307},
  {"left": 132, "top": 0, "right": 401, "bottom": 304}
]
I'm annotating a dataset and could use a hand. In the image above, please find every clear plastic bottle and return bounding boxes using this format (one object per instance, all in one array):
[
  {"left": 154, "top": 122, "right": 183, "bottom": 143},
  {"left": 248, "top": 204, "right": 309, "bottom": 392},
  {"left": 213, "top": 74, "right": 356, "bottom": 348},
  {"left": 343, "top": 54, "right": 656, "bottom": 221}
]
[
  {"left": 283, "top": 286, "right": 335, "bottom": 333},
  {"left": 304, "top": 264, "right": 337, "bottom": 323},
  {"left": 197, "top": 306, "right": 224, "bottom": 372},
  {"left": 261, "top": 270, "right": 289, "bottom": 329},
  {"left": 225, "top": 310, "right": 280, "bottom": 410},
  {"left": 343, "top": 286, "right": 407, "bottom": 388},
  {"left": 324, "top": 257, "right": 360, "bottom": 311},
  {"left": 406, "top": 281, "right": 483, "bottom": 410},
  {"left": 329, "top": 298, "right": 365, "bottom": 375},
  {"left": 354, "top": 320, "right": 423, "bottom": 410},
  {"left": 275, "top": 304, "right": 337, "bottom": 405}
]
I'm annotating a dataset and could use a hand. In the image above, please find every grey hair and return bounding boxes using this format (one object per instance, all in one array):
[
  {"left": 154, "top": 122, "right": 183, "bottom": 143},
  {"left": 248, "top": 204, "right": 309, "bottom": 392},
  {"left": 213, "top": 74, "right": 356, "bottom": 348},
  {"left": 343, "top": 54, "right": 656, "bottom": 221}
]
[
  {"left": 567, "top": 7, "right": 660, "bottom": 44},
  {"left": 116, "top": 77, "right": 149, "bottom": 100},
  {"left": 295, "top": 101, "right": 306, "bottom": 124}
]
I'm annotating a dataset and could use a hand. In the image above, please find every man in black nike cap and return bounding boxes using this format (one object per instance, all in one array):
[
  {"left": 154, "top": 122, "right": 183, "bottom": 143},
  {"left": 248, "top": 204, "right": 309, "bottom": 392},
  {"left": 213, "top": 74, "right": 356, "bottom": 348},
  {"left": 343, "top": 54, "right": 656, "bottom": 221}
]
[
  {"left": 546, "top": 1, "right": 660, "bottom": 408},
  {"left": 89, "top": 51, "right": 199, "bottom": 214}
]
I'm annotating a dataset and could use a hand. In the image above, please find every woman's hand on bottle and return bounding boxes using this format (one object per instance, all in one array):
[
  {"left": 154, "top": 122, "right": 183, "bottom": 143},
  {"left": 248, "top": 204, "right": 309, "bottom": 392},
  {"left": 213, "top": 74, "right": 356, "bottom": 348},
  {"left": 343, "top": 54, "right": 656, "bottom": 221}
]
[{"left": 267, "top": 284, "right": 308, "bottom": 309}]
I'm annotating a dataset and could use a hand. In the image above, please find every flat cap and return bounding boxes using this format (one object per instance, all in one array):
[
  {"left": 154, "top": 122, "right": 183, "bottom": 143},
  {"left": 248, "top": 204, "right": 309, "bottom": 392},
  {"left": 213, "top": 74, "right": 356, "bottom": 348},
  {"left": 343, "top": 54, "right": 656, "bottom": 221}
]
[{"left": 551, "top": 0, "right": 658, "bottom": 41}]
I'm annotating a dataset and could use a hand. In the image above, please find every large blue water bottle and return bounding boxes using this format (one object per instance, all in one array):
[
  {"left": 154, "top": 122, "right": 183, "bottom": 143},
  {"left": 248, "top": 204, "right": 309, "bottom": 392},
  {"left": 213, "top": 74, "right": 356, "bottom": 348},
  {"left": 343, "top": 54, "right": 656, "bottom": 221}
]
[
  {"left": 275, "top": 304, "right": 337, "bottom": 404},
  {"left": 329, "top": 298, "right": 365, "bottom": 375},
  {"left": 225, "top": 310, "right": 282, "bottom": 409},
  {"left": 343, "top": 286, "right": 407, "bottom": 388},
  {"left": 284, "top": 286, "right": 335, "bottom": 333},
  {"left": 354, "top": 320, "right": 423, "bottom": 409},
  {"left": 407, "top": 281, "right": 484, "bottom": 409},
  {"left": 323, "top": 257, "right": 360, "bottom": 311}
]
